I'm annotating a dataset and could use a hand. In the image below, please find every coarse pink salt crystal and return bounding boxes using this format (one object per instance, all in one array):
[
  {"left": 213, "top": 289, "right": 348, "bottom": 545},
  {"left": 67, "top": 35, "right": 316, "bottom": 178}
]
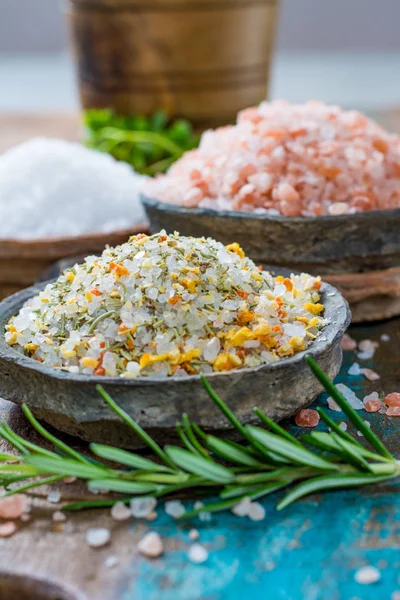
[
  {"left": 341, "top": 334, "right": 357, "bottom": 351},
  {"left": 0, "top": 494, "right": 27, "bottom": 519},
  {"left": 137, "top": 532, "right": 164, "bottom": 558},
  {"left": 328, "top": 202, "right": 348, "bottom": 215},
  {"left": 385, "top": 392, "right": 400, "bottom": 406},
  {"left": 364, "top": 399, "right": 382, "bottom": 413},
  {"left": 386, "top": 407, "right": 400, "bottom": 417},
  {"left": 0, "top": 522, "right": 17, "bottom": 538},
  {"left": 295, "top": 409, "right": 320, "bottom": 428},
  {"left": 363, "top": 368, "right": 380, "bottom": 381}
]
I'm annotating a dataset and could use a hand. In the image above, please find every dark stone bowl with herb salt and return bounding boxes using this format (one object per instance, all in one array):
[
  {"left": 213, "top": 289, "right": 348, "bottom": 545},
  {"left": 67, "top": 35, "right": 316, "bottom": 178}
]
[{"left": 0, "top": 279, "right": 350, "bottom": 448}]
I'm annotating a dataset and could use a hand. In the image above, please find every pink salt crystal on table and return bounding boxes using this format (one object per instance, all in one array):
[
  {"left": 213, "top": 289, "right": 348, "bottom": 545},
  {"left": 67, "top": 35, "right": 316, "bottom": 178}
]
[
  {"left": 386, "top": 407, "right": 400, "bottom": 417},
  {"left": 137, "top": 532, "right": 164, "bottom": 558},
  {"left": 364, "top": 399, "right": 382, "bottom": 413},
  {"left": 295, "top": 409, "right": 320, "bottom": 428},
  {"left": 341, "top": 334, "right": 357, "bottom": 351},
  {"left": 0, "top": 522, "right": 17, "bottom": 538},
  {"left": 0, "top": 494, "right": 27, "bottom": 519},
  {"left": 362, "top": 368, "right": 380, "bottom": 381},
  {"left": 385, "top": 392, "right": 400, "bottom": 406}
]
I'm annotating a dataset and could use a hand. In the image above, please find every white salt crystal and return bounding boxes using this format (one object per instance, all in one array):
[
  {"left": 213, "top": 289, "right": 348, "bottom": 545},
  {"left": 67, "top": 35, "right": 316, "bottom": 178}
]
[
  {"left": 105, "top": 555, "right": 119, "bottom": 568},
  {"left": 381, "top": 334, "right": 390, "bottom": 342},
  {"left": 86, "top": 528, "right": 111, "bottom": 548},
  {"left": 348, "top": 362, "right": 362, "bottom": 376},
  {"left": 203, "top": 337, "right": 220, "bottom": 361},
  {"left": 248, "top": 502, "right": 266, "bottom": 522},
  {"left": 165, "top": 500, "right": 186, "bottom": 519},
  {"left": 231, "top": 497, "right": 252, "bottom": 517},
  {"left": 47, "top": 491, "right": 61, "bottom": 504},
  {"left": 188, "top": 543, "right": 209, "bottom": 564},
  {"left": 364, "top": 392, "right": 379, "bottom": 402},
  {"left": 0, "top": 138, "right": 146, "bottom": 240},
  {"left": 354, "top": 565, "right": 381, "bottom": 584},
  {"left": 52, "top": 510, "right": 66, "bottom": 523},
  {"left": 189, "top": 529, "right": 200, "bottom": 541},
  {"left": 336, "top": 384, "right": 364, "bottom": 410},
  {"left": 338, "top": 422, "right": 347, "bottom": 431},
  {"left": 137, "top": 531, "right": 164, "bottom": 558},
  {"left": 111, "top": 502, "right": 132, "bottom": 521},
  {"left": 194, "top": 501, "right": 211, "bottom": 522},
  {"left": 130, "top": 497, "right": 157, "bottom": 519},
  {"left": 327, "top": 397, "right": 341, "bottom": 412}
]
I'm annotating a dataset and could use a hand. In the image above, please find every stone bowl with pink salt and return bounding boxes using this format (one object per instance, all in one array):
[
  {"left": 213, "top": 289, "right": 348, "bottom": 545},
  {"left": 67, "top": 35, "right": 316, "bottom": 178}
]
[{"left": 142, "top": 100, "right": 400, "bottom": 322}]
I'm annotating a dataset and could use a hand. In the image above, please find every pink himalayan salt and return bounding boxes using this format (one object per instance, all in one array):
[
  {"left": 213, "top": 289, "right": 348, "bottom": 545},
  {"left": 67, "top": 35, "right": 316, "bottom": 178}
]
[
  {"left": 0, "top": 495, "right": 27, "bottom": 519},
  {"left": 295, "top": 409, "right": 320, "bottom": 428},
  {"left": 341, "top": 334, "right": 357, "bottom": 351},
  {"left": 0, "top": 522, "right": 17, "bottom": 538},
  {"left": 363, "top": 368, "right": 380, "bottom": 381},
  {"left": 137, "top": 532, "right": 164, "bottom": 558},
  {"left": 145, "top": 100, "right": 400, "bottom": 217},
  {"left": 386, "top": 407, "right": 400, "bottom": 417},
  {"left": 385, "top": 392, "right": 400, "bottom": 406},
  {"left": 364, "top": 399, "right": 382, "bottom": 413}
]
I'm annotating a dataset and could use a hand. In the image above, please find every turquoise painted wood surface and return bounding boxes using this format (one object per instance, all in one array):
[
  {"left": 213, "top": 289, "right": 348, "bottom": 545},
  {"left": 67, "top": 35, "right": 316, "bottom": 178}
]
[{"left": 120, "top": 320, "right": 400, "bottom": 600}]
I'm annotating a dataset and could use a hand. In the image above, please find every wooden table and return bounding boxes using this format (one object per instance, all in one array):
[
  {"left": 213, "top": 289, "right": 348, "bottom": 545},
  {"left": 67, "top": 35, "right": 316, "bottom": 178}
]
[{"left": 0, "top": 113, "right": 399, "bottom": 600}]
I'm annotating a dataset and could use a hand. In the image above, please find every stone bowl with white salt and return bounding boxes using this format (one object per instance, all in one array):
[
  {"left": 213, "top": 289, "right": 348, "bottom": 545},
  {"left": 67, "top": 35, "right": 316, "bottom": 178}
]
[
  {"left": 0, "top": 232, "right": 350, "bottom": 448},
  {"left": 0, "top": 138, "right": 148, "bottom": 300},
  {"left": 142, "top": 100, "right": 400, "bottom": 322}
]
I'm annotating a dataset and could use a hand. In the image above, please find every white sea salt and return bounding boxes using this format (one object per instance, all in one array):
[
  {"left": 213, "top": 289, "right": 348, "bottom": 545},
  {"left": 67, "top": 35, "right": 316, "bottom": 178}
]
[
  {"left": 381, "top": 334, "right": 390, "bottom": 342},
  {"left": 52, "top": 511, "right": 66, "bottom": 523},
  {"left": 336, "top": 384, "right": 364, "bottom": 410},
  {"left": 248, "top": 502, "right": 266, "bottom": 522},
  {"left": 348, "top": 362, "right": 362, "bottom": 376},
  {"left": 165, "top": 500, "right": 186, "bottom": 519},
  {"left": 47, "top": 491, "right": 61, "bottom": 504},
  {"left": 188, "top": 543, "right": 209, "bottom": 564},
  {"left": 86, "top": 528, "right": 111, "bottom": 548},
  {"left": 111, "top": 502, "right": 132, "bottom": 521},
  {"left": 354, "top": 565, "right": 381, "bottom": 584},
  {"left": 231, "top": 497, "right": 252, "bottom": 517},
  {"left": 130, "top": 497, "right": 157, "bottom": 519},
  {"left": 137, "top": 531, "right": 164, "bottom": 558},
  {"left": 105, "top": 555, "right": 119, "bottom": 568},
  {"left": 189, "top": 529, "right": 200, "bottom": 541},
  {"left": 0, "top": 138, "right": 146, "bottom": 240}
]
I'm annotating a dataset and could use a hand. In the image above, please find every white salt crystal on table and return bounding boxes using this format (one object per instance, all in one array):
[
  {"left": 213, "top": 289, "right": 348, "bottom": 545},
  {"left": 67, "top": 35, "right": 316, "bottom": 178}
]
[
  {"left": 130, "top": 497, "right": 157, "bottom": 518},
  {"left": 86, "top": 528, "right": 111, "bottom": 548},
  {"left": 354, "top": 565, "right": 381, "bottom": 584},
  {"left": 348, "top": 362, "right": 362, "bottom": 376},
  {"left": 188, "top": 543, "right": 209, "bottom": 564},
  {"left": 137, "top": 532, "right": 164, "bottom": 558},
  {"left": 165, "top": 500, "right": 186, "bottom": 519},
  {"left": 0, "top": 138, "right": 146, "bottom": 240}
]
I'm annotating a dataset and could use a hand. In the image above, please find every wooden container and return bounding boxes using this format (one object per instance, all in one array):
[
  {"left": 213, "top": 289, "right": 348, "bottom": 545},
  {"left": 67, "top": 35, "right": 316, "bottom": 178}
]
[
  {"left": 142, "top": 196, "right": 400, "bottom": 322},
  {"left": 0, "top": 225, "right": 147, "bottom": 300},
  {"left": 67, "top": 0, "right": 279, "bottom": 129}
]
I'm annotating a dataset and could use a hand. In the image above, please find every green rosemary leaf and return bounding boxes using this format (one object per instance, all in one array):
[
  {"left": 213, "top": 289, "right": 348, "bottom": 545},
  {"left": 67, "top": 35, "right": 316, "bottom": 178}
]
[
  {"left": 4, "top": 475, "right": 65, "bottom": 496},
  {"left": 182, "top": 414, "right": 211, "bottom": 460},
  {"left": 0, "top": 451, "right": 22, "bottom": 462},
  {"left": 176, "top": 423, "right": 199, "bottom": 455},
  {"left": 90, "top": 444, "right": 172, "bottom": 472},
  {"left": 218, "top": 484, "right": 267, "bottom": 500},
  {"left": 63, "top": 498, "right": 132, "bottom": 511},
  {"left": 205, "top": 436, "right": 266, "bottom": 468},
  {"left": 165, "top": 446, "right": 235, "bottom": 483},
  {"left": 330, "top": 433, "right": 374, "bottom": 473},
  {"left": 306, "top": 356, "right": 392, "bottom": 459},
  {"left": 27, "top": 455, "right": 110, "bottom": 480},
  {"left": 234, "top": 467, "right": 302, "bottom": 485},
  {"left": 88, "top": 479, "right": 159, "bottom": 494},
  {"left": 247, "top": 426, "right": 338, "bottom": 471},
  {"left": 96, "top": 385, "right": 176, "bottom": 470},
  {"left": 130, "top": 472, "right": 189, "bottom": 484},
  {"left": 1, "top": 423, "right": 60, "bottom": 459},
  {"left": 277, "top": 473, "right": 395, "bottom": 510},
  {"left": 21, "top": 405, "right": 90, "bottom": 465},
  {"left": 0, "top": 464, "right": 38, "bottom": 475},
  {"left": 253, "top": 408, "right": 303, "bottom": 447},
  {"left": 316, "top": 408, "right": 362, "bottom": 444},
  {"left": 0, "top": 424, "right": 29, "bottom": 455}
]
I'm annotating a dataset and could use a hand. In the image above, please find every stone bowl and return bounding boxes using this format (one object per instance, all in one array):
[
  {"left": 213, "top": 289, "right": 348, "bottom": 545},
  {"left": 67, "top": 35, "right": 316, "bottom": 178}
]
[
  {"left": 0, "top": 281, "right": 350, "bottom": 449},
  {"left": 142, "top": 195, "right": 400, "bottom": 322}
]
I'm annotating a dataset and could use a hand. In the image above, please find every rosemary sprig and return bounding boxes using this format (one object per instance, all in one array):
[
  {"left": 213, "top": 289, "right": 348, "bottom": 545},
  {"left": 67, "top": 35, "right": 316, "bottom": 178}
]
[{"left": 0, "top": 356, "right": 398, "bottom": 517}]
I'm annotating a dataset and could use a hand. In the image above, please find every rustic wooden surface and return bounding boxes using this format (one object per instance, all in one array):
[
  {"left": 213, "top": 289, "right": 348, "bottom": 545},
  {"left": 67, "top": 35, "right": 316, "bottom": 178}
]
[{"left": 0, "top": 112, "right": 399, "bottom": 599}]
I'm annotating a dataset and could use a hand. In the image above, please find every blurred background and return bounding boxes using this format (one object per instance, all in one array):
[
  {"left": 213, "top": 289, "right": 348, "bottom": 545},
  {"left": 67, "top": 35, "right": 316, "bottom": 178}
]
[{"left": 0, "top": 0, "right": 399, "bottom": 112}]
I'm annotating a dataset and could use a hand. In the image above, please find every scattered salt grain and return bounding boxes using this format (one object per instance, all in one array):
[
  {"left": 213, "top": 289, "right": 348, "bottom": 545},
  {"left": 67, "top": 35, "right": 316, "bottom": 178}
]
[
  {"left": 381, "top": 334, "right": 390, "bottom": 342},
  {"left": 52, "top": 511, "right": 67, "bottom": 523},
  {"left": 354, "top": 565, "right": 381, "bottom": 584},
  {"left": 0, "top": 138, "right": 146, "bottom": 240},
  {"left": 86, "top": 528, "right": 111, "bottom": 548},
  {"left": 188, "top": 543, "right": 209, "bottom": 564},
  {"left": 336, "top": 384, "right": 364, "bottom": 410},
  {"left": 327, "top": 397, "right": 341, "bottom": 412},
  {"left": 20, "top": 513, "right": 31, "bottom": 522},
  {"left": 111, "top": 502, "right": 132, "bottom": 521},
  {"left": 105, "top": 555, "right": 119, "bottom": 568},
  {"left": 295, "top": 409, "right": 320, "bottom": 428},
  {"left": 362, "top": 368, "right": 380, "bottom": 381},
  {"left": 137, "top": 531, "right": 164, "bottom": 558},
  {"left": 0, "top": 494, "right": 27, "bottom": 519},
  {"left": 194, "top": 501, "right": 211, "bottom": 522},
  {"left": 363, "top": 393, "right": 382, "bottom": 413},
  {"left": 146, "top": 512, "right": 158, "bottom": 522},
  {"left": 338, "top": 422, "right": 347, "bottom": 431},
  {"left": 165, "top": 500, "right": 186, "bottom": 519},
  {"left": 189, "top": 529, "right": 200, "bottom": 541},
  {"left": 357, "top": 340, "right": 378, "bottom": 360},
  {"left": 341, "top": 334, "right": 357, "bottom": 351},
  {"left": 231, "top": 497, "right": 252, "bottom": 517},
  {"left": 63, "top": 476, "right": 77, "bottom": 484},
  {"left": 0, "top": 522, "right": 17, "bottom": 537},
  {"left": 130, "top": 497, "right": 157, "bottom": 519},
  {"left": 384, "top": 392, "right": 400, "bottom": 407},
  {"left": 386, "top": 407, "right": 400, "bottom": 417},
  {"left": 248, "top": 502, "right": 266, "bottom": 522},
  {"left": 348, "top": 362, "right": 362, "bottom": 376},
  {"left": 47, "top": 491, "right": 61, "bottom": 504}
]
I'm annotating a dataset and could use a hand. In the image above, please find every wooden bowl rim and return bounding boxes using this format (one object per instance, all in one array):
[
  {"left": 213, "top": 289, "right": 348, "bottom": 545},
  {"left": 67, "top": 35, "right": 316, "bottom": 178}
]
[
  {"left": 0, "top": 279, "right": 350, "bottom": 386},
  {"left": 141, "top": 194, "right": 400, "bottom": 224}
]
